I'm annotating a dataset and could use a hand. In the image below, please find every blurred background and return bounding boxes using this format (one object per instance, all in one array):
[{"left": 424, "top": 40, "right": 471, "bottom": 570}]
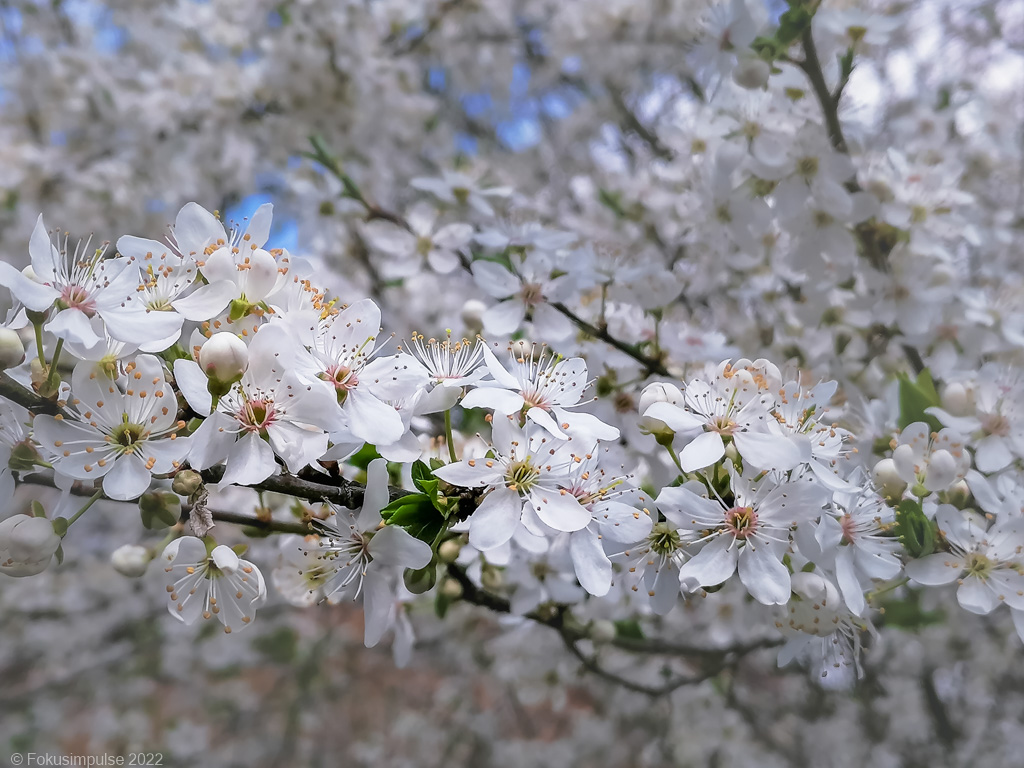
[{"left": 2, "top": 1, "right": 1024, "bottom": 766}]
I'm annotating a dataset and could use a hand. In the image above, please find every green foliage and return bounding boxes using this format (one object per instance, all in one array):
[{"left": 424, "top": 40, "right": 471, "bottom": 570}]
[
  {"left": 139, "top": 491, "right": 181, "bottom": 529},
  {"left": 895, "top": 498, "right": 937, "bottom": 558},
  {"left": 380, "top": 492, "right": 446, "bottom": 545},
  {"left": 897, "top": 368, "right": 943, "bottom": 432},
  {"left": 253, "top": 626, "right": 299, "bottom": 664},
  {"left": 877, "top": 590, "right": 945, "bottom": 630},
  {"left": 751, "top": 2, "right": 816, "bottom": 62},
  {"left": 614, "top": 619, "right": 646, "bottom": 640}
]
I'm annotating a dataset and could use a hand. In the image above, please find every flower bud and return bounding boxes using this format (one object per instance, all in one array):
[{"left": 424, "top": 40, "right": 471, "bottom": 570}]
[
  {"left": 139, "top": 491, "right": 182, "bottom": 529},
  {"left": 941, "top": 382, "right": 972, "bottom": 417},
  {"left": 787, "top": 572, "right": 844, "bottom": 636},
  {"left": 0, "top": 328, "right": 25, "bottom": 370},
  {"left": 440, "top": 576, "right": 464, "bottom": 600},
  {"left": 199, "top": 333, "right": 248, "bottom": 389},
  {"left": 589, "top": 619, "right": 617, "bottom": 644},
  {"left": 0, "top": 514, "right": 61, "bottom": 577},
  {"left": 460, "top": 299, "right": 487, "bottom": 332},
  {"left": 638, "top": 382, "right": 684, "bottom": 439},
  {"left": 944, "top": 479, "right": 970, "bottom": 508},
  {"left": 437, "top": 538, "right": 462, "bottom": 564},
  {"left": 111, "top": 544, "right": 151, "bottom": 577},
  {"left": 872, "top": 458, "right": 907, "bottom": 499},
  {"left": 733, "top": 57, "right": 771, "bottom": 90},
  {"left": 171, "top": 469, "right": 204, "bottom": 497},
  {"left": 480, "top": 564, "right": 503, "bottom": 591},
  {"left": 404, "top": 564, "right": 437, "bottom": 595}
]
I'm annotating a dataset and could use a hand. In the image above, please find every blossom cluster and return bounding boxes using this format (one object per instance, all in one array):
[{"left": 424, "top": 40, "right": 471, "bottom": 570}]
[{"left": 0, "top": 0, "right": 1023, "bottom": 694}]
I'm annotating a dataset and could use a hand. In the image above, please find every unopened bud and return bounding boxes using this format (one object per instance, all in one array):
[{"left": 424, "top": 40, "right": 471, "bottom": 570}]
[
  {"left": 461, "top": 299, "right": 486, "bottom": 332},
  {"left": 0, "top": 514, "right": 61, "bottom": 576},
  {"left": 733, "top": 57, "right": 771, "bottom": 90},
  {"left": 941, "top": 382, "right": 972, "bottom": 417},
  {"left": 944, "top": 479, "right": 970, "bottom": 508},
  {"left": 404, "top": 564, "right": 437, "bottom": 595},
  {"left": 873, "top": 458, "right": 907, "bottom": 499},
  {"left": 638, "top": 382, "right": 685, "bottom": 439},
  {"left": 171, "top": 469, "right": 203, "bottom": 497},
  {"left": 199, "top": 333, "right": 248, "bottom": 391},
  {"left": 589, "top": 619, "right": 617, "bottom": 644},
  {"left": 0, "top": 328, "right": 25, "bottom": 370},
  {"left": 437, "top": 538, "right": 462, "bottom": 564},
  {"left": 440, "top": 576, "right": 464, "bottom": 600},
  {"left": 139, "top": 491, "right": 181, "bottom": 529},
  {"left": 111, "top": 544, "right": 151, "bottom": 577},
  {"left": 481, "top": 564, "right": 503, "bottom": 591}
]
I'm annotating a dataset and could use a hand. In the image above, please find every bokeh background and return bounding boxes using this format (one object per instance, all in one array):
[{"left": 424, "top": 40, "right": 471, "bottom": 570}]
[{"left": 2, "top": 1, "right": 1024, "bottom": 766}]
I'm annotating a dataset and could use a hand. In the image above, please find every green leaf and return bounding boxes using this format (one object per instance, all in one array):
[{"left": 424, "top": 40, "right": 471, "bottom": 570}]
[
  {"left": 877, "top": 590, "right": 945, "bottom": 629},
  {"left": 895, "top": 498, "right": 936, "bottom": 558},
  {"left": 252, "top": 626, "right": 299, "bottom": 664},
  {"left": 347, "top": 443, "right": 381, "bottom": 471},
  {"left": 614, "top": 619, "right": 645, "bottom": 640},
  {"left": 381, "top": 493, "right": 447, "bottom": 544},
  {"left": 51, "top": 517, "right": 68, "bottom": 537},
  {"left": 54, "top": 543, "right": 64, "bottom": 566},
  {"left": 897, "top": 369, "right": 943, "bottom": 432}
]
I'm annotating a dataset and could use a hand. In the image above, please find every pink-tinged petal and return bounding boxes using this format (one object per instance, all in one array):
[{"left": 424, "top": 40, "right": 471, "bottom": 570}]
[
  {"left": 472, "top": 260, "right": 520, "bottom": 298},
  {"left": 734, "top": 430, "right": 802, "bottom": 471},
  {"left": 102, "top": 454, "right": 153, "bottom": 500},
  {"left": 370, "top": 524, "right": 433, "bottom": 569},
  {"left": 956, "top": 577, "right": 1001, "bottom": 615},
  {"left": 677, "top": 535, "right": 738, "bottom": 589},
  {"left": 738, "top": 544, "right": 791, "bottom": 605},
  {"left": 220, "top": 432, "right": 276, "bottom": 486},
  {"left": 904, "top": 553, "right": 963, "bottom": 585},
  {"left": 482, "top": 300, "right": 527, "bottom": 336},
  {"left": 433, "top": 459, "right": 503, "bottom": 488},
  {"left": 343, "top": 387, "right": 405, "bottom": 445},
  {"left": 174, "top": 281, "right": 236, "bottom": 321},
  {"left": 678, "top": 430, "right": 725, "bottom": 472},
  {"left": 569, "top": 527, "right": 612, "bottom": 597},
  {"left": 460, "top": 386, "right": 525, "bottom": 415},
  {"left": 468, "top": 487, "right": 523, "bottom": 550},
  {"left": 0, "top": 261, "right": 59, "bottom": 311},
  {"left": 529, "top": 487, "right": 590, "bottom": 533},
  {"left": 361, "top": 570, "right": 394, "bottom": 648}
]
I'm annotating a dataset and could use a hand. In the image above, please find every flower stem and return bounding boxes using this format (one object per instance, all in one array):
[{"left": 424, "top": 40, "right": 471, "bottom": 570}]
[
  {"left": 45, "top": 338, "right": 64, "bottom": 390},
  {"left": 444, "top": 409, "right": 458, "bottom": 463},
  {"left": 65, "top": 489, "right": 103, "bottom": 529},
  {"left": 33, "top": 321, "right": 46, "bottom": 366}
]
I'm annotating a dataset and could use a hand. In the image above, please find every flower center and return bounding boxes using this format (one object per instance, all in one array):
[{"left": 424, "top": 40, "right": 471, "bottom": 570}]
[
  {"left": 520, "top": 282, "right": 544, "bottom": 306},
  {"left": 58, "top": 284, "right": 96, "bottom": 315},
  {"left": 108, "top": 421, "right": 147, "bottom": 453},
  {"left": 964, "top": 552, "right": 993, "bottom": 579},
  {"left": 648, "top": 522, "right": 682, "bottom": 556},
  {"left": 725, "top": 506, "right": 757, "bottom": 540},
  {"left": 981, "top": 411, "right": 1010, "bottom": 437},
  {"left": 238, "top": 398, "right": 276, "bottom": 433},
  {"left": 505, "top": 459, "right": 540, "bottom": 492},
  {"left": 839, "top": 514, "right": 858, "bottom": 545}
]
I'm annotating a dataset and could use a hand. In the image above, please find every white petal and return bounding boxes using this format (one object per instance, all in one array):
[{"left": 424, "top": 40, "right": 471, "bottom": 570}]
[
  {"left": 361, "top": 570, "right": 394, "bottom": 648},
  {"left": 433, "top": 460, "right": 503, "bottom": 488},
  {"left": 343, "top": 387, "right": 405, "bottom": 445},
  {"left": 220, "top": 432, "right": 276, "bottom": 486},
  {"left": 370, "top": 524, "right": 433, "bottom": 569},
  {"left": 956, "top": 577, "right": 1000, "bottom": 615},
  {"left": 738, "top": 544, "right": 791, "bottom": 606},
  {"left": 677, "top": 536, "right": 738, "bottom": 588},
  {"left": 174, "top": 281, "right": 236, "bottom": 321},
  {"left": 529, "top": 487, "right": 590, "bottom": 533},
  {"left": 103, "top": 454, "right": 153, "bottom": 500},
  {"left": 734, "top": 430, "right": 802, "bottom": 471},
  {"left": 460, "top": 386, "right": 525, "bottom": 415},
  {"left": 678, "top": 431, "right": 725, "bottom": 472},
  {"left": 569, "top": 528, "right": 612, "bottom": 597},
  {"left": 468, "top": 487, "right": 522, "bottom": 550},
  {"left": 482, "top": 300, "right": 527, "bottom": 336},
  {"left": 904, "top": 553, "right": 963, "bottom": 585}
]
